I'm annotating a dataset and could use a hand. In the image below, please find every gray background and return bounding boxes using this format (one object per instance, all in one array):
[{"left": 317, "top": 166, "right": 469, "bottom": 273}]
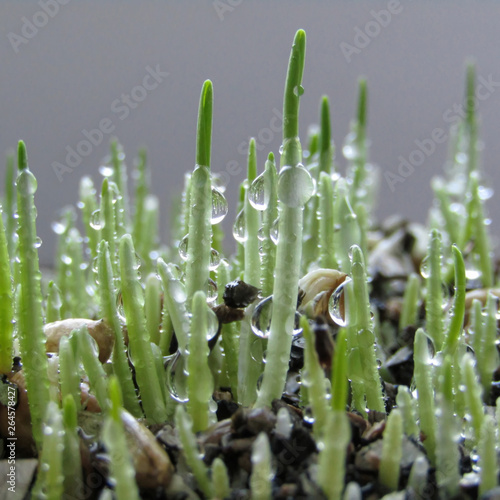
[{"left": 1, "top": 1, "right": 500, "bottom": 266}]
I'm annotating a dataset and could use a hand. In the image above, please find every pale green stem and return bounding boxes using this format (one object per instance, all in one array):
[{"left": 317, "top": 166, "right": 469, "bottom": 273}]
[
  {"left": 62, "top": 394, "right": 83, "bottom": 496},
  {"left": 79, "top": 176, "right": 99, "bottom": 259},
  {"left": 102, "top": 376, "right": 141, "bottom": 500},
  {"left": 399, "top": 273, "right": 420, "bottom": 330},
  {"left": 435, "top": 356, "right": 460, "bottom": 499},
  {"left": 443, "top": 245, "right": 465, "bottom": 356},
  {"left": 15, "top": 141, "right": 50, "bottom": 448},
  {"left": 186, "top": 81, "right": 213, "bottom": 304},
  {"left": 216, "top": 259, "right": 239, "bottom": 400},
  {"left": 463, "top": 353, "right": 484, "bottom": 447},
  {"left": 120, "top": 234, "right": 167, "bottom": 423},
  {"left": 78, "top": 326, "right": 109, "bottom": 411},
  {"left": 425, "top": 229, "right": 444, "bottom": 350},
  {"left": 175, "top": 405, "right": 214, "bottom": 498},
  {"left": 477, "top": 293, "right": 499, "bottom": 397},
  {"left": 46, "top": 281, "right": 62, "bottom": 323},
  {"left": 58, "top": 335, "right": 81, "bottom": 409},
  {"left": 66, "top": 227, "right": 88, "bottom": 317},
  {"left": 0, "top": 204, "right": 14, "bottom": 373},
  {"left": 378, "top": 409, "right": 403, "bottom": 491},
  {"left": 395, "top": 386, "right": 419, "bottom": 438},
  {"left": 260, "top": 153, "right": 278, "bottom": 297},
  {"left": 100, "top": 178, "right": 117, "bottom": 274},
  {"left": 250, "top": 432, "right": 272, "bottom": 500},
  {"left": 301, "top": 315, "right": 330, "bottom": 437},
  {"left": 97, "top": 240, "right": 142, "bottom": 417},
  {"left": 110, "top": 139, "right": 129, "bottom": 234},
  {"left": 132, "top": 148, "right": 149, "bottom": 247},
  {"left": 413, "top": 328, "right": 436, "bottom": 464},
  {"left": 319, "top": 172, "right": 336, "bottom": 269},
  {"left": 32, "top": 402, "right": 64, "bottom": 500},
  {"left": 187, "top": 290, "right": 214, "bottom": 432},
  {"left": 238, "top": 139, "right": 262, "bottom": 406},
  {"left": 478, "top": 415, "right": 498, "bottom": 497},
  {"left": 331, "top": 329, "right": 348, "bottom": 412},
  {"left": 4, "top": 153, "right": 16, "bottom": 264},
  {"left": 157, "top": 258, "right": 190, "bottom": 354},
  {"left": 256, "top": 30, "right": 307, "bottom": 408},
  {"left": 350, "top": 245, "right": 384, "bottom": 411},
  {"left": 212, "top": 457, "right": 231, "bottom": 500},
  {"left": 145, "top": 273, "right": 162, "bottom": 345},
  {"left": 317, "top": 411, "right": 351, "bottom": 500}
]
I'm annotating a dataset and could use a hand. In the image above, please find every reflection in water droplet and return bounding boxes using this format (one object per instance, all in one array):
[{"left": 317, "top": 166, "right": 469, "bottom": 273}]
[
  {"left": 303, "top": 407, "right": 315, "bottom": 425},
  {"left": 293, "top": 85, "right": 304, "bottom": 96},
  {"left": 164, "top": 352, "right": 189, "bottom": 403},
  {"left": 257, "top": 227, "right": 266, "bottom": 241},
  {"left": 206, "top": 279, "right": 218, "bottom": 304},
  {"left": 250, "top": 337, "right": 267, "bottom": 364},
  {"left": 270, "top": 217, "right": 279, "bottom": 244},
  {"left": 249, "top": 172, "right": 269, "bottom": 211},
  {"left": 419, "top": 255, "right": 430, "bottom": 279},
  {"left": 211, "top": 187, "right": 228, "bottom": 224},
  {"left": 251, "top": 295, "right": 302, "bottom": 339},
  {"left": 278, "top": 164, "right": 314, "bottom": 207},
  {"left": 328, "top": 277, "right": 351, "bottom": 327},
  {"left": 233, "top": 209, "right": 246, "bottom": 243},
  {"left": 178, "top": 234, "right": 189, "bottom": 261},
  {"left": 89, "top": 210, "right": 103, "bottom": 230},
  {"left": 206, "top": 307, "right": 219, "bottom": 341},
  {"left": 33, "top": 236, "right": 42, "bottom": 249},
  {"left": 17, "top": 170, "right": 38, "bottom": 195},
  {"left": 279, "top": 144, "right": 284, "bottom": 155},
  {"left": 209, "top": 248, "right": 220, "bottom": 271}
]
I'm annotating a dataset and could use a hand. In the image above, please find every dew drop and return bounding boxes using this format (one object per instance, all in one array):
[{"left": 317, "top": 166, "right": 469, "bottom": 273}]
[
  {"left": 61, "top": 254, "right": 72, "bottom": 265},
  {"left": 293, "top": 85, "right": 304, "bottom": 96},
  {"left": 89, "top": 210, "right": 103, "bottom": 230},
  {"left": 478, "top": 185, "right": 493, "bottom": 200},
  {"left": 342, "top": 131, "right": 360, "bottom": 160},
  {"left": 33, "top": 236, "right": 42, "bottom": 249},
  {"left": 249, "top": 172, "right": 269, "bottom": 211},
  {"left": 250, "top": 337, "right": 267, "bottom": 363},
  {"left": 419, "top": 255, "right": 430, "bottom": 279},
  {"left": 233, "top": 209, "right": 247, "bottom": 243},
  {"left": 206, "top": 307, "right": 219, "bottom": 341},
  {"left": 277, "top": 164, "right": 314, "bottom": 207},
  {"left": 209, "top": 248, "right": 220, "bottom": 271},
  {"left": 257, "top": 227, "right": 266, "bottom": 241},
  {"left": 270, "top": 217, "right": 279, "bottom": 244},
  {"left": 251, "top": 295, "right": 302, "bottom": 339},
  {"left": 178, "top": 234, "right": 189, "bottom": 261},
  {"left": 99, "top": 164, "right": 114, "bottom": 177},
  {"left": 51, "top": 220, "right": 67, "bottom": 235},
  {"left": 211, "top": 187, "right": 228, "bottom": 224},
  {"left": 303, "top": 407, "right": 315, "bottom": 425},
  {"left": 279, "top": 144, "right": 284, "bottom": 155},
  {"left": 164, "top": 352, "right": 189, "bottom": 403},
  {"left": 328, "top": 277, "right": 351, "bottom": 327},
  {"left": 17, "top": 170, "right": 38, "bottom": 195},
  {"left": 206, "top": 279, "right": 218, "bottom": 304}
]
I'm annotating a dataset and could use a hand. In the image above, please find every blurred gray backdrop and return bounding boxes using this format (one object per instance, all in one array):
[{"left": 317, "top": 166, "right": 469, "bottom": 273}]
[{"left": 2, "top": 1, "right": 500, "bottom": 266}]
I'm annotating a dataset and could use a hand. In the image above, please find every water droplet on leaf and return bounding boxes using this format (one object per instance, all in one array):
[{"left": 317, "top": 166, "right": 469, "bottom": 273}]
[
  {"left": 89, "top": 210, "right": 103, "bottom": 230},
  {"left": 328, "top": 277, "right": 351, "bottom": 327},
  {"left": 178, "top": 234, "right": 189, "bottom": 261},
  {"left": 277, "top": 164, "right": 314, "bottom": 207},
  {"left": 251, "top": 295, "right": 302, "bottom": 339},
  {"left": 211, "top": 187, "right": 228, "bottom": 224},
  {"left": 249, "top": 172, "right": 269, "bottom": 211},
  {"left": 233, "top": 209, "right": 247, "bottom": 243}
]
